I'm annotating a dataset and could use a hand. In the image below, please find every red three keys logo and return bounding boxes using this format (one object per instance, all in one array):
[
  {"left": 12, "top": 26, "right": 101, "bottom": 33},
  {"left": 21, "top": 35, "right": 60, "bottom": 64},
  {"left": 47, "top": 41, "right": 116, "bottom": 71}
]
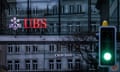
[{"left": 24, "top": 18, "right": 47, "bottom": 29}]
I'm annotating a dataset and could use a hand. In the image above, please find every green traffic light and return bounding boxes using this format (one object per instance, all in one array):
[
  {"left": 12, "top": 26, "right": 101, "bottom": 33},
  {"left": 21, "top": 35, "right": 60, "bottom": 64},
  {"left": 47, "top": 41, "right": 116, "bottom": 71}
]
[
  {"left": 99, "top": 27, "right": 116, "bottom": 66},
  {"left": 103, "top": 52, "right": 112, "bottom": 61}
]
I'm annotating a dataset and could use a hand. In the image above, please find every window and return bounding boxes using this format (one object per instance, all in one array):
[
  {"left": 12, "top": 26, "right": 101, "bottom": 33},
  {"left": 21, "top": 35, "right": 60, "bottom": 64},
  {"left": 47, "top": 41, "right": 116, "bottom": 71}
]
[
  {"left": 64, "top": 5, "right": 69, "bottom": 13},
  {"left": 76, "top": 25, "right": 81, "bottom": 33},
  {"left": 91, "top": 5, "right": 97, "bottom": 14},
  {"left": 31, "top": 8, "right": 36, "bottom": 15},
  {"left": 25, "top": 46, "right": 31, "bottom": 53},
  {"left": 72, "top": 25, "right": 77, "bottom": 33},
  {"left": 32, "top": 60, "right": 38, "bottom": 70},
  {"left": 68, "top": 59, "right": 73, "bottom": 70},
  {"left": 14, "top": 60, "right": 20, "bottom": 70},
  {"left": 68, "top": 23, "right": 72, "bottom": 33},
  {"left": 25, "top": 60, "right": 31, "bottom": 70},
  {"left": 75, "top": 59, "right": 81, "bottom": 70},
  {"left": 56, "top": 44, "right": 61, "bottom": 52},
  {"left": 91, "top": 25, "right": 97, "bottom": 32},
  {"left": 56, "top": 60, "right": 61, "bottom": 70},
  {"left": 25, "top": 60, "right": 38, "bottom": 70},
  {"left": 75, "top": 44, "right": 80, "bottom": 52},
  {"left": 9, "top": 7, "right": 15, "bottom": 15},
  {"left": 49, "top": 23, "right": 54, "bottom": 33},
  {"left": 8, "top": 46, "right": 13, "bottom": 53},
  {"left": 76, "top": 22, "right": 81, "bottom": 33},
  {"left": 77, "top": 5, "right": 82, "bottom": 13},
  {"left": 8, "top": 60, "right": 13, "bottom": 70},
  {"left": 62, "top": 5, "right": 65, "bottom": 14},
  {"left": 54, "top": 23, "right": 58, "bottom": 33},
  {"left": 49, "top": 44, "right": 54, "bottom": 52},
  {"left": 68, "top": 44, "right": 73, "bottom": 52},
  {"left": 69, "top": 5, "right": 74, "bottom": 13},
  {"left": 32, "top": 45, "right": 38, "bottom": 53},
  {"left": 61, "top": 45, "right": 66, "bottom": 51},
  {"left": 53, "top": 6, "right": 57, "bottom": 15},
  {"left": 54, "top": 6, "right": 58, "bottom": 14},
  {"left": 91, "top": 21, "right": 97, "bottom": 32},
  {"left": 61, "top": 24, "right": 68, "bottom": 33},
  {"left": 15, "top": 45, "right": 20, "bottom": 53},
  {"left": 49, "top": 60, "right": 54, "bottom": 70}
]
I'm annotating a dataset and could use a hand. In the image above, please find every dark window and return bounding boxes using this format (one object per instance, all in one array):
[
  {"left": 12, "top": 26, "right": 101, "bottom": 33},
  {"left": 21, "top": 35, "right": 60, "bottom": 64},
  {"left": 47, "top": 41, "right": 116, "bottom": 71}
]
[
  {"left": 33, "top": 45, "right": 38, "bottom": 53},
  {"left": 62, "top": 5, "right": 65, "bottom": 14},
  {"left": 49, "top": 23, "right": 54, "bottom": 33},
  {"left": 14, "top": 60, "right": 20, "bottom": 70},
  {"left": 68, "top": 59, "right": 73, "bottom": 69},
  {"left": 8, "top": 46, "right": 13, "bottom": 53},
  {"left": 56, "top": 60, "right": 61, "bottom": 69},
  {"left": 77, "top": 5, "right": 82, "bottom": 13},
  {"left": 75, "top": 59, "right": 81, "bottom": 70},
  {"left": 15, "top": 46, "right": 20, "bottom": 53},
  {"left": 25, "top": 46, "right": 31, "bottom": 53},
  {"left": 8, "top": 60, "right": 13, "bottom": 70},
  {"left": 49, "top": 44, "right": 54, "bottom": 52},
  {"left": 69, "top": 5, "right": 74, "bottom": 13},
  {"left": 32, "top": 60, "right": 38, "bottom": 70},
  {"left": 25, "top": 60, "right": 30, "bottom": 70},
  {"left": 76, "top": 22, "right": 81, "bottom": 32},
  {"left": 75, "top": 44, "right": 80, "bottom": 52},
  {"left": 49, "top": 60, "right": 54, "bottom": 70},
  {"left": 53, "top": 6, "right": 58, "bottom": 15},
  {"left": 68, "top": 44, "right": 73, "bottom": 52},
  {"left": 68, "top": 23, "right": 72, "bottom": 33},
  {"left": 57, "top": 44, "right": 61, "bottom": 52}
]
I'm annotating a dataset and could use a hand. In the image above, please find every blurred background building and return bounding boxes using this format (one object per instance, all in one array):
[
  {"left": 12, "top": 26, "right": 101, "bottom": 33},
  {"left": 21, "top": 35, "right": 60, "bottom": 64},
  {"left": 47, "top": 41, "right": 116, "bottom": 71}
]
[{"left": 0, "top": 0, "right": 119, "bottom": 72}]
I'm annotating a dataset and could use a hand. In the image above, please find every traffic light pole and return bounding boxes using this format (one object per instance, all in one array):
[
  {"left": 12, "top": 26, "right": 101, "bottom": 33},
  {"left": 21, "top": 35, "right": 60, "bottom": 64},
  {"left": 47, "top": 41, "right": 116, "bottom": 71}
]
[
  {"left": 96, "top": 0, "right": 109, "bottom": 25},
  {"left": 88, "top": 0, "right": 91, "bottom": 32},
  {"left": 117, "top": 0, "right": 119, "bottom": 32}
]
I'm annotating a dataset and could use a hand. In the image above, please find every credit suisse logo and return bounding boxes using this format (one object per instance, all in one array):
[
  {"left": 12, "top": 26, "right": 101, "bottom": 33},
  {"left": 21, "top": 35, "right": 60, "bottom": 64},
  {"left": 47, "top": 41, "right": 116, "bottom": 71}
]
[{"left": 9, "top": 17, "right": 47, "bottom": 30}]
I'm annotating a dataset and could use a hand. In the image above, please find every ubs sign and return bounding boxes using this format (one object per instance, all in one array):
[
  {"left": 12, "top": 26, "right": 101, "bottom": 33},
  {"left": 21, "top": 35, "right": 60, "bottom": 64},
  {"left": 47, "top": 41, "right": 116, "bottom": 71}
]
[{"left": 9, "top": 17, "right": 47, "bottom": 30}]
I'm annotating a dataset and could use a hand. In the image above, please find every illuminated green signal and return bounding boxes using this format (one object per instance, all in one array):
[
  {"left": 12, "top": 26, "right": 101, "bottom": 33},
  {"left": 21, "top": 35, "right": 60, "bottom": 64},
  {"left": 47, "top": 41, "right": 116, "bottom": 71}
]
[{"left": 103, "top": 52, "right": 112, "bottom": 61}]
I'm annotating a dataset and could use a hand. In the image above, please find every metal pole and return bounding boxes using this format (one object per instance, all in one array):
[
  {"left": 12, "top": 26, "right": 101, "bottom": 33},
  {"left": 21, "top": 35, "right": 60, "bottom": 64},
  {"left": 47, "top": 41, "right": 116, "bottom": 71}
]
[
  {"left": 26, "top": 0, "right": 31, "bottom": 34},
  {"left": 88, "top": 0, "right": 91, "bottom": 72},
  {"left": 58, "top": 0, "right": 61, "bottom": 35},
  {"left": 27, "top": 0, "right": 30, "bottom": 18},
  {"left": 88, "top": 0, "right": 91, "bottom": 32},
  {"left": 100, "top": 0, "right": 109, "bottom": 25},
  {"left": 117, "top": 0, "right": 119, "bottom": 32}
]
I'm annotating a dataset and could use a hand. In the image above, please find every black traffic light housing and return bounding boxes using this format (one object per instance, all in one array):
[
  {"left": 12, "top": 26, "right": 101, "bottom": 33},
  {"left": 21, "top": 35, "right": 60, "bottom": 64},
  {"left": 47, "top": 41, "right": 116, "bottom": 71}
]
[{"left": 99, "top": 26, "right": 116, "bottom": 67}]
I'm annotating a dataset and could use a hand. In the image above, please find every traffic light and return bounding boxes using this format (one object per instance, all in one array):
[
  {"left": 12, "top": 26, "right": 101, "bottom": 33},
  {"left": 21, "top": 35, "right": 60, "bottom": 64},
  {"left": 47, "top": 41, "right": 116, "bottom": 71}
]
[{"left": 99, "top": 26, "right": 116, "bottom": 67}]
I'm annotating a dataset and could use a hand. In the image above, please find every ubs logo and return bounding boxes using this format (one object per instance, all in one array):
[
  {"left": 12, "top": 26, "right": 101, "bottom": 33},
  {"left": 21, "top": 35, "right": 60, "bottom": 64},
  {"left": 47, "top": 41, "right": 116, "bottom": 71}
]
[
  {"left": 9, "top": 17, "right": 22, "bottom": 30},
  {"left": 9, "top": 17, "right": 47, "bottom": 30}
]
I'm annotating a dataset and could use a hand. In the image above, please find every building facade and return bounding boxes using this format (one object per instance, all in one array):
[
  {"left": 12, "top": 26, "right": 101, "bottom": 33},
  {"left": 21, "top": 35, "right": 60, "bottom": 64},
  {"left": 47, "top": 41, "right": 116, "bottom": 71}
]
[{"left": 3, "top": 0, "right": 120, "bottom": 72}]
